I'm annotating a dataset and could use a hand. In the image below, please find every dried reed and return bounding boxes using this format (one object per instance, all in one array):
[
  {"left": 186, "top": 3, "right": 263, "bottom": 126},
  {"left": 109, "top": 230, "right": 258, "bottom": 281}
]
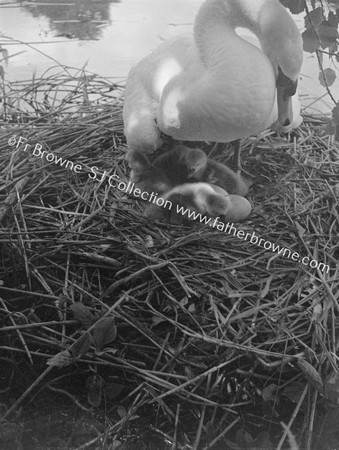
[{"left": 0, "top": 66, "right": 338, "bottom": 449}]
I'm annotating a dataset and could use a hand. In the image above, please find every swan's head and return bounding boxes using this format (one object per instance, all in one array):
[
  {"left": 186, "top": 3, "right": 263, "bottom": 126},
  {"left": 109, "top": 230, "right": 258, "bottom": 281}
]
[
  {"left": 275, "top": 66, "right": 300, "bottom": 128},
  {"left": 259, "top": 2, "right": 303, "bottom": 128}
]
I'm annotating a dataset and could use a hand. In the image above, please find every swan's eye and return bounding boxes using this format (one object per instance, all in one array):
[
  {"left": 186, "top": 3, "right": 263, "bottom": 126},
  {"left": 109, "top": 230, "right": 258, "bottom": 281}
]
[{"left": 276, "top": 66, "right": 298, "bottom": 98}]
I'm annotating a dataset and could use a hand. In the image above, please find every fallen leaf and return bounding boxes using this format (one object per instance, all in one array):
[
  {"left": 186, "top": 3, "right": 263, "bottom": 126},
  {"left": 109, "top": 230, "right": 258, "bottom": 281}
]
[
  {"left": 312, "top": 303, "right": 322, "bottom": 322},
  {"left": 188, "top": 303, "right": 196, "bottom": 313},
  {"left": 297, "top": 358, "right": 324, "bottom": 393},
  {"left": 87, "top": 374, "right": 103, "bottom": 407},
  {"left": 235, "top": 428, "right": 255, "bottom": 447},
  {"left": 152, "top": 315, "right": 166, "bottom": 325},
  {"left": 117, "top": 405, "right": 127, "bottom": 419},
  {"left": 262, "top": 384, "right": 278, "bottom": 402},
  {"left": 109, "top": 440, "right": 123, "bottom": 450},
  {"left": 69, "top": 332, "right": 91, "bottom": 359},
  {"left": 145, "top": 234, "right": 154, "bottom": 248},
  {"left": 47, "top": 350, "right": 73, "bottom": 367},
  {"left": 70, "top": 302, "right": 96, "bottom": 328},
  {"left": 92, "top": 317, "right": 117, "bottom": 351}
]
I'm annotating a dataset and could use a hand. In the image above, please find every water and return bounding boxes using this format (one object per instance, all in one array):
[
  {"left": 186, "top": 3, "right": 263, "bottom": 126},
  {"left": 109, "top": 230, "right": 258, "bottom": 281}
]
[{"left": 0, "top": 0, "right": 337, "bottom": 115}]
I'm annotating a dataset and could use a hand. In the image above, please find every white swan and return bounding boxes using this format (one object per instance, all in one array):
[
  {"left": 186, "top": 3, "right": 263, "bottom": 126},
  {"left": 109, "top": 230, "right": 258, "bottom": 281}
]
[{"left": 123, "top": 0, "right": 303, "bottom": 154}]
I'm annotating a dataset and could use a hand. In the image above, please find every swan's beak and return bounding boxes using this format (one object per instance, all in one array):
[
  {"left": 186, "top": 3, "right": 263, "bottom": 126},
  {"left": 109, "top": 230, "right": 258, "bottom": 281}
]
[
  {"left": 276, "top": 85, "right": 294, "bottom": 127},
  {"left": 275, "top": 67, "right": 298, "bottom": 128}
]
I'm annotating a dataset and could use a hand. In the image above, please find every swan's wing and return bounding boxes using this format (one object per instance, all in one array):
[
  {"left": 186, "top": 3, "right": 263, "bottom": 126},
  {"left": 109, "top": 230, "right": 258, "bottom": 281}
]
[
  {"left": 123, "top": 35, "right": 195, "bottom": 153},
  {"left": 158, "top": 36, "right": 277, "bottom": 142}
]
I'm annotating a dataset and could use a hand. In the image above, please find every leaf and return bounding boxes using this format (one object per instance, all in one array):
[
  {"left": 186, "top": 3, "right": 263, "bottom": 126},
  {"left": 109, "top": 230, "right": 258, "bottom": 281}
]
[
  {"left": 69, "top": 332, "right": 91, "bottom": 358},
  {"left": 152, "top": 315, "right": 166, "bottom": 326},
  {"left": 262, "top": 384, "right": 278, "bottom": 402},
  {"left": 305, "top": 7, "right": 324, "bottom": 29},
  {"left": 179, "top": 297, "right": 189, "bottom": 306},
  {"left": 13, "top": 312, "right": 28, "bottom": 325},
  {"left": 144, "top": 234, "right": 154, "bottom": 248},
  {"left": 0, "top": 66, "right": 4, "bottom": 82},
  {"left": 117, "top": 405, "right": 127, "bottom": 419},
  {"left": 109, "top": 440, "right": 123, "bottom": 450},
  {"left": 312, "top": 303, "right": 322, "bottom": 322},
  {"left": 70, "top": 302, "right": 95, "bottom": 328},
  {"left": 92, "top": 317, "right": 117, "bottom": 351},
  {"left": 87, "top": 374, "right": 103, "bottom": 407},
  {"left": 188, "top": 303, "right": 196, "bottom": 313},
  {"left": 324, "top": 372, "right": 339, "bottom": 404},
  {"left": 295, "top": 221, "right": 306, "bottom": 237},
  {"left": 319, "top": 68, "right": 337, "bottom": 87},
  {"left": 297, "top": 358, "right": 324, "bottom": 393},
  {"left": 47, "top": 350, "right": 73, "bottom": 367},
  {"left": 318, "top": 20, "right": 338, "bottom": 46},
  {"left": 235, "top": 428, "right": 255, "bottom": 447},
  {"left": 302, "top": 28, "right": 319, "bottom": 53}
]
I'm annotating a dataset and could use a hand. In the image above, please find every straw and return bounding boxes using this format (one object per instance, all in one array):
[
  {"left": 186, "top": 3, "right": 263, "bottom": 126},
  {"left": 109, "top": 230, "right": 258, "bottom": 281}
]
[{"left": 0, "top": 65, "right": 338, "bottom": 449}]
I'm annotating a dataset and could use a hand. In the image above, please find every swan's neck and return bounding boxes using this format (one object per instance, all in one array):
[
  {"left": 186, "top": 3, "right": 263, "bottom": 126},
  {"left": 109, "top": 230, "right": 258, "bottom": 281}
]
[
  {"left": 195, "top": 0, "right": 269, "bottom": 31},
  {"left": 194, "top": 0, "right": 301, "bottom": 78},
  {"left": 194, "top": 0, "right": 267, "bottom": 57}
]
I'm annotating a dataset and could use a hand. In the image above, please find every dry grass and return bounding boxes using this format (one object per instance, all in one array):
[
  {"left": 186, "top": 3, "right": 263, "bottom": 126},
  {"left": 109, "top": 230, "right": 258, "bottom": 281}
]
[{"left": 0, "top": 66, "right": 338, "bottom": 450}]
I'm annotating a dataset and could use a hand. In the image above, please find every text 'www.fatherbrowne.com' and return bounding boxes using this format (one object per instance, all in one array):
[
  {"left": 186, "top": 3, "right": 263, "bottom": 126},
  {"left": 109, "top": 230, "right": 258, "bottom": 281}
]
[{"left": 177, "top": 205, "right": 330, "bottom": 274}]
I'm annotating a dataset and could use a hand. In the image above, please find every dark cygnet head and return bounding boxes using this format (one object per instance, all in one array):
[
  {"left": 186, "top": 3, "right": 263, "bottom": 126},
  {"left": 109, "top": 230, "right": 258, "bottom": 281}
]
[
  {"left": 182, "top": 147, "right": 207, "bottom": 178},
  {"left": 127, "top": 149, "right": 172, "bottom": 195},
  {"left": 126, "top": 150, "right": 151, "bottom": 173}
]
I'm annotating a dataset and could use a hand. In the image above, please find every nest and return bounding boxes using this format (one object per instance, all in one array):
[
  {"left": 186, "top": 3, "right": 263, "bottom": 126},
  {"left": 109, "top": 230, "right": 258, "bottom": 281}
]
[{"left": 0, "top": 66, "right": 338, "bottom": 450}]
